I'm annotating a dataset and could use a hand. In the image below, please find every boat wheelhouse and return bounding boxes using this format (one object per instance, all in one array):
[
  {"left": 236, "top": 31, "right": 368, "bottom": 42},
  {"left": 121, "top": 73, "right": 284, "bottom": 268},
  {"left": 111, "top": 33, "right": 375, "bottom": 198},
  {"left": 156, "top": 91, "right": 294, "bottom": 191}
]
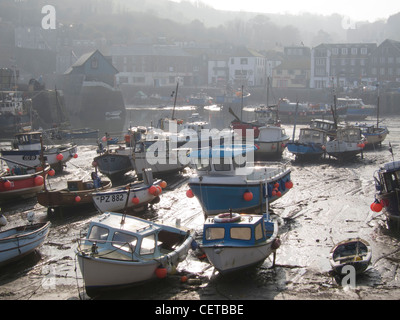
[{"left": 200, "top": 212, "right": 279, "bottom": 274}]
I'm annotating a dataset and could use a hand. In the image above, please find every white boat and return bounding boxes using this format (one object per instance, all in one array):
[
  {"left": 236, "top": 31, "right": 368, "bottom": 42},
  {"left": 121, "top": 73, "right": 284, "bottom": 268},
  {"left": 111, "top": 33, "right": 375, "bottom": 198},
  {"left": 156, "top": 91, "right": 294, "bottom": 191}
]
[
  {"left": 1, "top": 131, "right": 78, "bottom": 172},
  {"left": 355, "top": 123, "right": 389, "bottom": 146},
  {"left": 255, "top": 125, "right": 290, "bottom": 159},
  {"left": 76, "top": 211, "right": 195, "bottom": 297},
  {"left": 92, "top": 169, "right": 165, "bottom": 213},
  {"left": 200, "top": 211, "right": 280, "bottom": 274},
  {"left": 325, "top": 126, "right": 366, "bottom": 160},
  {"left": 0, "top": 220, "right": 51, "bottom": 267}
]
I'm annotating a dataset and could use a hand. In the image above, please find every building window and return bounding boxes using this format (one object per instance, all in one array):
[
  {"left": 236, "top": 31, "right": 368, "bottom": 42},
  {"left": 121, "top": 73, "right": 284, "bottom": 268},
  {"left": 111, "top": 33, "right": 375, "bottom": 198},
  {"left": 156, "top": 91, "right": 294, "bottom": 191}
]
[
  {"left": 240, "top": 58, "right": 248, "bottom": 65},
  {"left": 91, "top": 57, "right": 98, "bottom": 69},
  {"left": 360, "top": 48, "right": 367, "bottom": 55},
  {"left": 351, "top": 48, "right": 358, "bottom": 55},
  {"left": 341, "top": 48, "right": 348, "bottom": 55},
  {"left": 332, "top": 48, "right": 339, "bottom": 55}
]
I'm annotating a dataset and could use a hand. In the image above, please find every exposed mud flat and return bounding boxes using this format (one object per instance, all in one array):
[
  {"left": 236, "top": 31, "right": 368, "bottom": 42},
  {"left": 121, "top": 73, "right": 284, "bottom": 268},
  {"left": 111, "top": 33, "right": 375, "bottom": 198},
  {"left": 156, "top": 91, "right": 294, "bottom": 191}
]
[{"left": 1, "top": 116, "right": 400, "bottom": 301}]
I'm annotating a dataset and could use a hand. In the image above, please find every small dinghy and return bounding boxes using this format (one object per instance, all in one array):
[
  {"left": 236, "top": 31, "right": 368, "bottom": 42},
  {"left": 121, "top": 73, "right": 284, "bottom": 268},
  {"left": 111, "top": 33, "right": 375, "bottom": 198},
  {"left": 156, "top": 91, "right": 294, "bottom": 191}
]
[
  {"left": 0, "top": 219, "right": 50, "bottom": 267},
  {"left": 329, "top": 238, "right": 372, "bottom": 275}
]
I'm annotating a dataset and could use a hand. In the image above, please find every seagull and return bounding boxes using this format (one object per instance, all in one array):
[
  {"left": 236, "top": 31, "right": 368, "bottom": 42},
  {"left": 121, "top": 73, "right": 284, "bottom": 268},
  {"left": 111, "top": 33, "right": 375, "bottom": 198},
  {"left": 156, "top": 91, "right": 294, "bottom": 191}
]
[
  {"left": 0, "top": 214, "right": 7, "bottom": 227},
  {"left": 27, "top": 211, "right": 35, "bottom": 224}
]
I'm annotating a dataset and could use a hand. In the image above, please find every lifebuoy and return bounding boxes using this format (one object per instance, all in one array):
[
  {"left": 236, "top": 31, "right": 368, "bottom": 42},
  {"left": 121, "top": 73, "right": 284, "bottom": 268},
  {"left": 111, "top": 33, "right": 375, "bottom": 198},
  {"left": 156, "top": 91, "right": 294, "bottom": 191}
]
[{"left": 214, "top": 212, "right": 241, "bottom": 223}]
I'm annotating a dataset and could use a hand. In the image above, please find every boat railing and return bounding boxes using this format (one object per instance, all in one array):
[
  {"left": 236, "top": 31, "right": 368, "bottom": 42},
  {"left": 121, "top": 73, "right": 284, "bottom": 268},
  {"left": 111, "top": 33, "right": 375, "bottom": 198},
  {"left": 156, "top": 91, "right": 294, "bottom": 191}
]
[{"left": 245, "top": 161, "right": 290, "bottom": 181}]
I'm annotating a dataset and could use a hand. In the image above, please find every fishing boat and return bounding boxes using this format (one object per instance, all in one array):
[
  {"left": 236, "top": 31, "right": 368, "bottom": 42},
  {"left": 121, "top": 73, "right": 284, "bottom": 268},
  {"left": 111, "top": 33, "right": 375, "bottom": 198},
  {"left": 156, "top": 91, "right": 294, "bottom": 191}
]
[
  {"left": 329, "top": 238, "right": 372, "bottom": 275},
  {"left": 354, "top": 123, "right": 389, "bottom": 146},
  {"left": 336, "top": 97, "right": 376, "bottom": 121},
  {"left": 0, "top": 220, "right": 51, "bottom": 267},
  {"left": 373, "top": 159, "right": 400, "bottom": 229},
  {"left": 254, "top": 125, "right": 290, "bottom": 159},
  {"left": 93, "top": 148, "right": 134, "bottom": 181},
  {"left": 76, "top": 211, "right": 195, "bottom": 297},
  {"left": 353, "top": 91, "right": 388, "bottom": 146},
  {"left": 36, "top": 173, "right": 112, "bottom": 214},
  {"left": 187, "top": 145, "right": 293, "bottom": 216},
  {"left": 92, "top": 169, "right": 165, "bottom": 213},
  {"left": 200, "top": 210, "right": 280, "bottom": 274},
  {"left": 1, "top": 131, "right": 78, "bottom": 172},
  {"left": 286, "top": 128, "right": 327, "bottom": 160},
  {"left": 325, "top": 126, "right": 365, "bottom": 160},
  {"left": 0, "top": 166, "right": 49, "bottom": 204}
]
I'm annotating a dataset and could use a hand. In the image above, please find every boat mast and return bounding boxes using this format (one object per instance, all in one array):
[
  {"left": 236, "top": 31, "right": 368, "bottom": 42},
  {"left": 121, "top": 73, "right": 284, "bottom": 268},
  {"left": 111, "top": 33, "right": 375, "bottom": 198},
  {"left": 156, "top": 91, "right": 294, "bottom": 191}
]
[
  {"left": 376, "top": 84, "right": 380, "bottom": 128},
  {"left": 240, "top": 85, "right": 244, "bottom": 121},
  {"left": 292, "top": 100, "right": 299, "bottom": 142},
  {"left": 171, "top": 82, "right": 179, "bottom": 120}
]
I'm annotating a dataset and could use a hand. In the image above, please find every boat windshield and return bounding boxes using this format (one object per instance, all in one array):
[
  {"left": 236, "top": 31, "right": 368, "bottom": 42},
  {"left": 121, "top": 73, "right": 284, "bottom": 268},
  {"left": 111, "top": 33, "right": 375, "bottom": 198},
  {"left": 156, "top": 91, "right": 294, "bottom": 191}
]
[
  {"left": 383, "top": 171, "right": 400, "bottom": 192},
  {"left": 88, "top": 225, "right": 109, "bottom": 242},
  {"left": 112, "top": 231, "right": 138, "bottom": 253}
]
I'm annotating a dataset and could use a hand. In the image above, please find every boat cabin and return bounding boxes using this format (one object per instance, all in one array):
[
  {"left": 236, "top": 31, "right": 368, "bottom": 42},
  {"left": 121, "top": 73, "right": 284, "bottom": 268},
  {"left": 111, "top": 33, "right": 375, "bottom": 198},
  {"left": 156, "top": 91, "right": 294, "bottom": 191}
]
[
  {"left": 257, "top": 126, "right": 288, "bottom": 142},
  {"left": 335, "top": 127, "right": 362, "bottom": 142},
  {"left": 310, "top": 119, "right": 337, "bottom": 133},
  {"left": 202, "top": 214, "right": 274, "bottom": 246},
  {"left": 189, "top": 145, "right": 256, "bottom": 176},
  {"left": 78, "top": 213, "right": 187, "bottom": 261},
  {"left": 13, "top": 132, "right": 42, "bottom": 151},
  {"left": 375, "top": 161, "right": 400, "bottom": 194},
  {"left": 298, "top": 128, "right": 327, "bottom": 144}
]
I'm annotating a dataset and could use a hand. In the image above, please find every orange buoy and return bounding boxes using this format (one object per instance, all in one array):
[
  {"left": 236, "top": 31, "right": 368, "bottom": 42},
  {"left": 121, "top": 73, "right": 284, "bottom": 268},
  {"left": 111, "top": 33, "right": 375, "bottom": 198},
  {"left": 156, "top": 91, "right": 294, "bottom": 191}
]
[
  {"left": 186, "top": 189, "right": 194, "bottom": 198},
  {"left": 243, "top": 191, "right": 253, "bottom": 201}
]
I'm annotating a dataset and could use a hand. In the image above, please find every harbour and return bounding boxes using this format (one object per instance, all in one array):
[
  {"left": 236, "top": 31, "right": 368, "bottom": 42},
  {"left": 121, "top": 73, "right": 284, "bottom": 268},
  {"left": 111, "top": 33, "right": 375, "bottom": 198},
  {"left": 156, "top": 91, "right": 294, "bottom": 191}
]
[{"left": 0, "top": 104, "right": 400, "bottom": 300}]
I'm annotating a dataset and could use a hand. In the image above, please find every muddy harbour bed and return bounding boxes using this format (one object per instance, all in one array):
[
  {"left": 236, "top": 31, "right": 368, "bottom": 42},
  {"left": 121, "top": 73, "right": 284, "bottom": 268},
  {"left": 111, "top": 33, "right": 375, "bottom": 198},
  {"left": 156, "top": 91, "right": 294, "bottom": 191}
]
[{"left": 1, "top": 117, "right": 400, "bottom": 301}]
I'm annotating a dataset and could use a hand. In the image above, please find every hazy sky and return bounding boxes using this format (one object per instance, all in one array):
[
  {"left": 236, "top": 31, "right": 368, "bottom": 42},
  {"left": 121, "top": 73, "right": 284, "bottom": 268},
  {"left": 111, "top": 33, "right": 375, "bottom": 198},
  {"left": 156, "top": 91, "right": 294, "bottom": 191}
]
[{"left": 195, "top": 0, "right": 400, "bottom": 22}]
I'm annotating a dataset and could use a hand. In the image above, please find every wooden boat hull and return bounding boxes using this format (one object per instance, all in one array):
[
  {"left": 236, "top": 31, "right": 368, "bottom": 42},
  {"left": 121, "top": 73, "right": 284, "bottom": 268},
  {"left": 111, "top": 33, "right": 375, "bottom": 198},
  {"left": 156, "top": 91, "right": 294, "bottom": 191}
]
[
  {"left": 329, "top": 238, "right": 372, "bottom": 275},
  {"left": 0, "top": 167, "right": 49, "bottom": 204},
  {"left": 0, "top": 222, "right": 50, "bottom": 267},
  {"left": 37, "top": 179, "right": 112, "bottom": 211}
]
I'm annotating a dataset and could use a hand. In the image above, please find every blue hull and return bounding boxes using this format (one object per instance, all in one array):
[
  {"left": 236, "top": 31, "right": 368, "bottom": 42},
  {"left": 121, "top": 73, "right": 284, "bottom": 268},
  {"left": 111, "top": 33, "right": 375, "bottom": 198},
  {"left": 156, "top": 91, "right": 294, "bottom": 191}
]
[
  {"left": 189, "top": 173, "right": 291, "bottom": 215},
  {"left": 286, "top": 143, "right": 325, "bottom": 158}
]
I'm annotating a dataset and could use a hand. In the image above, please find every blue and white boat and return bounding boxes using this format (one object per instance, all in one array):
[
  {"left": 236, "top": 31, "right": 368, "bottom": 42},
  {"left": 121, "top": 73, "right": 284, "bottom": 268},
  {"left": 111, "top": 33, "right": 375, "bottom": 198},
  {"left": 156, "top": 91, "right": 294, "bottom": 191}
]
[
  {"left": 354, "top": 123, "right": 389, "bottom": 146},
  {"left": 200, "top": 210, "right": 280, "bottom": 274},
  {"left": 1, "top": 131, "right": 78, "bottom": 172},
  {"left": 336, "top": 97, "right": 376, "bottom": 120},
  {"left": 286, "top": 128, "right": 327, "bottom": 160},
  {"left": 0, "top": 220, "right": 50, "bottom": 267},
  {"left": 187, "top": 145, "right": 293, "bottom": 216},
  {"left": 373, "top": 160, "right": 400, "bottom": 230}
]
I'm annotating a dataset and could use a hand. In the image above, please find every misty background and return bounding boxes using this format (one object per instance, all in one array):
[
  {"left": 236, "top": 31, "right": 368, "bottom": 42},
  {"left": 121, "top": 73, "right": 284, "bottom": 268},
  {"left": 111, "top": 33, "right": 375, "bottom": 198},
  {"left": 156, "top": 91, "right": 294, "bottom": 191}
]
[{"left": 1, "top": 0, "right": 400, "bottom": 51}]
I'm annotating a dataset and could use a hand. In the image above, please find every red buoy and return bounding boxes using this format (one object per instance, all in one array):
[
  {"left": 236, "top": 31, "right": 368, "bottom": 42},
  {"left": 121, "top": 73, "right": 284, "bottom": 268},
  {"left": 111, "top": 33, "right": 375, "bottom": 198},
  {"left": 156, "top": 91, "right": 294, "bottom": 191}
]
[
  {"left": 34, "top": 176, "right": 44, "bottom": 186},
  {"left": 155, "top": 267, "right": 167, "bottom": 279},
  {"left": 243, "top": 191, "right": 253, "bottom": 201},
  {"left": 56, "top": 154, "right": 64, "bottom": 161},
  {"left": 132, "top": 196, "right": 140, "bottom": 205},
  {"left": 186, "top": 189, "right": 194, "bottom": 198}
]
